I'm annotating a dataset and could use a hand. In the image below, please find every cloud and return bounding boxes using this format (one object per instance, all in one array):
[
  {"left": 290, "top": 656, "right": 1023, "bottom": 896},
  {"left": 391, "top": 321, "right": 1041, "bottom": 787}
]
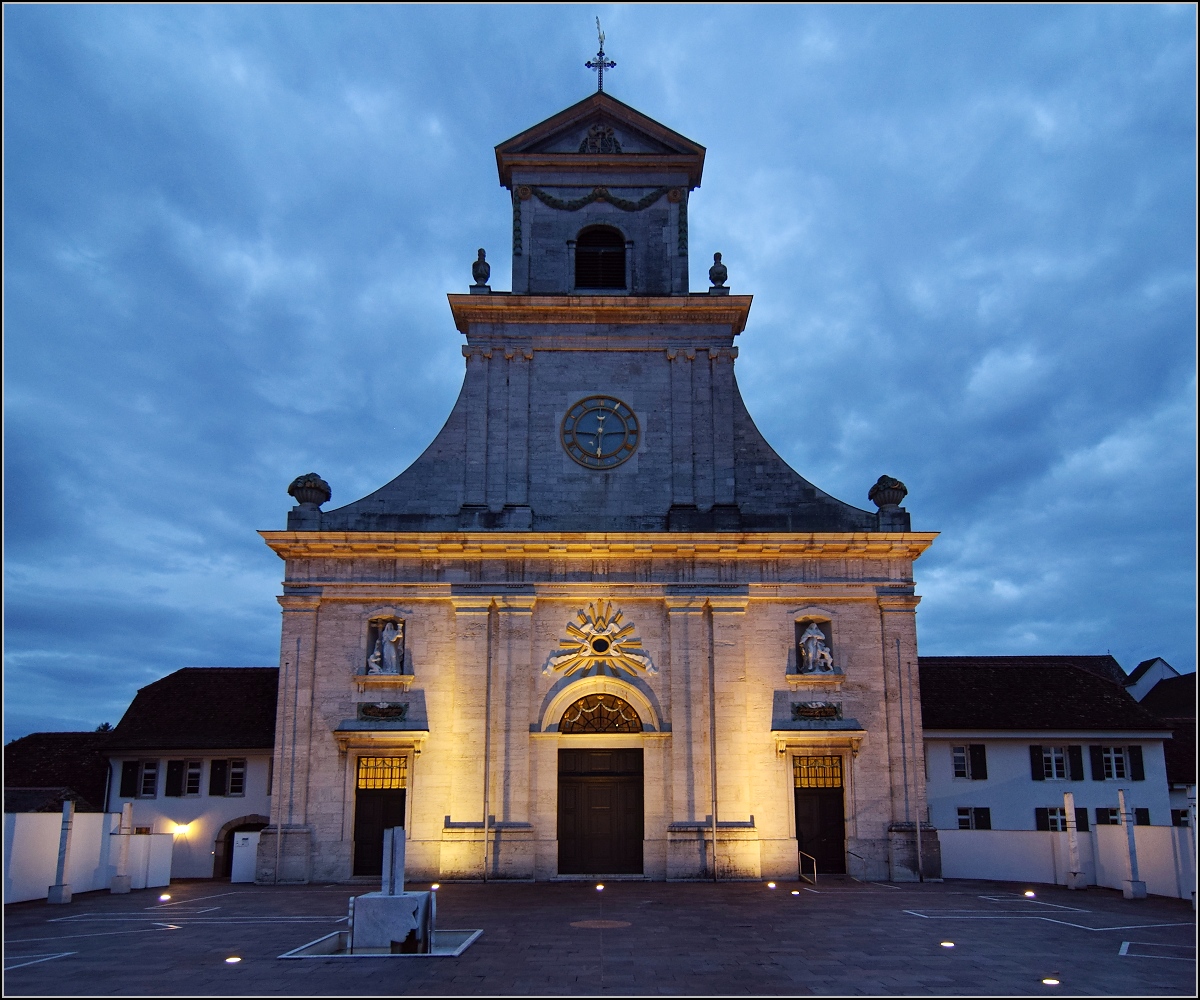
[{"left": 4, "top": 5, "right": 1195, "bottom": 738}]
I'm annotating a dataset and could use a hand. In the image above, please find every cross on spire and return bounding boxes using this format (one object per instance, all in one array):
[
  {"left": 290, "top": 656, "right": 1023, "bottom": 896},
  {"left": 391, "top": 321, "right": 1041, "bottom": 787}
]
[{"left": 585, "top": 17, "right": 615, "bottom": 92}]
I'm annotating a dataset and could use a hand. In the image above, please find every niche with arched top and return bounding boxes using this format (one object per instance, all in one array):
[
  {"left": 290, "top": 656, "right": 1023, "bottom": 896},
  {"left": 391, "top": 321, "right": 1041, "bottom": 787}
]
[
  {"left": 574, "top": 226, "right": 626, "bottom": 289},
  {"left": 559, "top": 693, "right": 642, "bottom": 733}
]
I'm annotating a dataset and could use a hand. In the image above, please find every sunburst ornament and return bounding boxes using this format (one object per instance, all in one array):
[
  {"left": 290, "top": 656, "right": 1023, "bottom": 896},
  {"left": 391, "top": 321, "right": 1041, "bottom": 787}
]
[{"left": 543, "top": 600, "right": 657, "bottom": 677}]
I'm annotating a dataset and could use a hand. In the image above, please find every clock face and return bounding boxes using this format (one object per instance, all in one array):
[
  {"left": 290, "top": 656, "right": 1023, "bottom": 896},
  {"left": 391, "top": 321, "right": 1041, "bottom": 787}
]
[{"left": 561, "top": 396, "right": 640, "bottom": 469}]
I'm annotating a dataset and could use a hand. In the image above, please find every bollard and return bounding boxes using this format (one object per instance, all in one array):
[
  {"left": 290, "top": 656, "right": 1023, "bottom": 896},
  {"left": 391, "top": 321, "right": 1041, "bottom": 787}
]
[{"left": 47, "top": 800, "right": 75, "bottom": 904}]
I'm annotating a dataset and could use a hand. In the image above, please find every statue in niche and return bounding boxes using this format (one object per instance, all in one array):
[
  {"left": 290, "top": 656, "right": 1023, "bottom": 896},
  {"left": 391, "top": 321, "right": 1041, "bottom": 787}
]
[
  {"left": 798, "top": 622, "right": 835, "bottom": 674},
  {"left": 366, "top": 619, "right": 405, "bottom": 675}
]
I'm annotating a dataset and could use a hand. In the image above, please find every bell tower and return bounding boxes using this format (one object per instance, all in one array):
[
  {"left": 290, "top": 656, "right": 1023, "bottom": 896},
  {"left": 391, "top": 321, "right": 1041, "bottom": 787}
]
[{"left": 496, "top": 92, "right": 705, "bottom": 296}]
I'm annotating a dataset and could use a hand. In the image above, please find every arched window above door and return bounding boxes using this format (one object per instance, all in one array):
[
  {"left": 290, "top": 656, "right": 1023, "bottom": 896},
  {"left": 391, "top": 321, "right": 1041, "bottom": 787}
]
[
  {"left": 559, "top": 693, "right": 642, "bottom": 733},
  {"left": 574, "top": 226, "right": 626, "bottom": 289}
]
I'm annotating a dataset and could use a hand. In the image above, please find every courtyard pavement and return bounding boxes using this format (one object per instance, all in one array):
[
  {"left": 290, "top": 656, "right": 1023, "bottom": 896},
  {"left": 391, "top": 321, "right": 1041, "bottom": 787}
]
[{"left": 3, "top": 877, "right": 1195, "bottom": 996}]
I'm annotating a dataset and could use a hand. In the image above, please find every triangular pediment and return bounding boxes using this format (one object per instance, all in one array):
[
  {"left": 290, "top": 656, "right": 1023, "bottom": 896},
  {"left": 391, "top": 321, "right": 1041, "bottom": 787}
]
[{"left": 495, "top": 92, "right": 705, "bottom": 187}]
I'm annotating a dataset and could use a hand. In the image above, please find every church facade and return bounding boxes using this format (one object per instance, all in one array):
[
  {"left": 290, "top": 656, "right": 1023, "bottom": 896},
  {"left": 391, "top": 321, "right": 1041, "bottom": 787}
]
[{"left": 255, "top": 93, "right": 940, "bottom": 884}]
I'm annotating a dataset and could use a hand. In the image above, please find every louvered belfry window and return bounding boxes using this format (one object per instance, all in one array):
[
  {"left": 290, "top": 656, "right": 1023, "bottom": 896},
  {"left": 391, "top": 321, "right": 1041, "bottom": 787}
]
[{"left": 575, "top": 226, "right": 626, "bottom": 289}]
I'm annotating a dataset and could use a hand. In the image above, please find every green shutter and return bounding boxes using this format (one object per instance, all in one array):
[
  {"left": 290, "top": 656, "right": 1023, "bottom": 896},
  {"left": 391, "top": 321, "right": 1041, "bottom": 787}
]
[
  {"left": 1035, "top": 807, "right": 1050, "bottom": 831},
  {"left": 1089, "top": 745, "right": 1105, "bottom": 781},
  {"left": 969, "top": 744, "right": 988, "bottom": 780},
  {"left": 1074, "top": 807, "right": 1089, "bottom": 833},
  {"left": 1128, "top": 745, "right": 1145, "bottom": 781},
  {"left": 210, "top": 759, "right": 228, "bottom": 797},
  {"left": 119, "top": 761, "right": 139, "bottom": 798},
  {"left": 1029, "top": 746, "right": 1045, "bottom": 781},
  {"left": 973, "top": 807, "right": 991, "bottom": 830},
  {"left": 1067, "top": 745, "right": 1084, "bottom": 781}
]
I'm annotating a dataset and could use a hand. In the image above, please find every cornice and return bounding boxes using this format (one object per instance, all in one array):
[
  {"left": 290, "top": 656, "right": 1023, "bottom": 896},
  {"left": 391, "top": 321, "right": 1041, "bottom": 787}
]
[
  {"left": 260, "top": 531, "right": 938, "bottom": 562},
  {"left": 500, "top": 154, "right": 702, "bottom": 188},
  {"left": 448, "top": 294, "right": 753, "bottom": 336}
]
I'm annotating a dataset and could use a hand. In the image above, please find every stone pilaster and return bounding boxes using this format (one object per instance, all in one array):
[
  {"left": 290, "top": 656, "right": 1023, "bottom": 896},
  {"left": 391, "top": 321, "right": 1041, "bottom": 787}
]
[
  {"left": 669, "top": 350, "right": 695, "bottom": 508},
  {"left": 693, "top": 349, "right": 715, "bottom": 511},
  {"left": 665, "top": 595, "right": 711, "bottom": 877},
  {"left": 461, "top": 347, "right": 489, "bottom": 510},
  {"left": 485, "top": 349, "right": 508, "bottom": 513},
  {"left": 491, "top": 595, "right": 536, "bottom": 877},
  {"left": 505, "top": 351, "right": 532, "bottom": 509},
  {"left": 712, "top": 348, "right": 737, "bottom": 508},
  {"left": 256, "top": 587, "right": 321, "bottom": 884}
]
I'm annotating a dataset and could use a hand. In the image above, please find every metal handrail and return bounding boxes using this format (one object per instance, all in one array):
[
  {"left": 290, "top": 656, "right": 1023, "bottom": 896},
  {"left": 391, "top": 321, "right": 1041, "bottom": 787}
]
[{"left": 798, "top": 850, "right": 818, "bottom": 885}]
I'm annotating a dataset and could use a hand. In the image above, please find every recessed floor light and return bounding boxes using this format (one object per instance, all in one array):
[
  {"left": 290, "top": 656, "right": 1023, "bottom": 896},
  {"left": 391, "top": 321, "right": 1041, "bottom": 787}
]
[
  {"left": 1042, "top": 978, "right": 1059, "bottom": 985},
  {"left": 225, "top": 957, "right": 241, "bottom": 964},
  {"left": 940, "top": 941, "right": 955, "bottom": 948},
  {"left": 767, "top": 882, "right": 776, "bottom": 889},
  {"left": 791, "top": 890, "right": 800, "bottom": 896},
  {"left": 430, "top": 883, "right": 440, "bottom": 890},
  {"left": 159, "top": 894, "right": 171, "bottom": 901},
  {"left": 596, "top": 884, "right": 604, "bottom": 891},
  {"left": 1024, "top": 890, "right": 1036, "bottom": 897}
]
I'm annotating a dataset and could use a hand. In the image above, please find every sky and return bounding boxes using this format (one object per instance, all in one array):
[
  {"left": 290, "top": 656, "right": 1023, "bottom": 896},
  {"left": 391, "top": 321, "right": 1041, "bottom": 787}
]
[{"left": 4, "top": 4, "right": 1196, "bottom": 739}]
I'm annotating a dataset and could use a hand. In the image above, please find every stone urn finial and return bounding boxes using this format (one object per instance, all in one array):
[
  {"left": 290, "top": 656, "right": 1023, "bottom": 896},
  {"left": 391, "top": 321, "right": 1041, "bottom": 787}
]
[
  {"left": 471, "top": 248, "right": 491, "bottom": 286},
  {"left": 288, "top": 472, "right": 331, "bottom": 508},
  {"left": 709, "top": 252, "right": 728, "bottom": 288},
  {"left": 868, "top": 475, "right": 908, "bottom": 509}
]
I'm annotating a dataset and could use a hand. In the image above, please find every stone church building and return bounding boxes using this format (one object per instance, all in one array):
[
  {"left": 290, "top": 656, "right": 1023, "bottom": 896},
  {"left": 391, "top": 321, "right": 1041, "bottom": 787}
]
[{"left": 255, "top": 92, "right": 939, "bottom": 884}]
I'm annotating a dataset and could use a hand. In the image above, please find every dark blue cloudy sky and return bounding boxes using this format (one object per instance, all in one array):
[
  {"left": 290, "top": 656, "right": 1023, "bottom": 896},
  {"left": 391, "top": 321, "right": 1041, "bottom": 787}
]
[{"left": 4, "top": 5, "right": 1195, "bottom": 738}]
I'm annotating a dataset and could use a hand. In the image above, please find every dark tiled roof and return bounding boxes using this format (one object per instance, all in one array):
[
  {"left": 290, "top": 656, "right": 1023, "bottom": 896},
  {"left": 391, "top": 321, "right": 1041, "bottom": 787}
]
[
  {"left": 1126, "top": 657, "right": 1170, "bottom": 685},
  {"left": 4, "top": 787, "right": 103, "bottom": 813},
  {"left": 3, "top": 731, "right": 113, "bottom": 811},
  {"left": 107, "top": 668, "right": 278, "bottom": 752},
  {"left": 919, "top": 657, "right": 1168, "bottom": 731},
  {"left": 1162, "top": 718, "right": 1197, "bottom": 786},
  {"left": 916, "top": 654, "right": 1129, "bottom": 687},
  {"left": 1138, "top": 673, "right": 1196, "bottom": 721}
]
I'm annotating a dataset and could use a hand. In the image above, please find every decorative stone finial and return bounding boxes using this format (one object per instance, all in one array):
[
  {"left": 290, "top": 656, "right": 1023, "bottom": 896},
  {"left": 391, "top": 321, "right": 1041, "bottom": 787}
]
[
  {"left": 471, "top": 248, "right": 490, "bottom": 287},
  {"left": 868, "top": 475, "right": 908, "bottom": 509},
  {"left": 288, "top": 472, "right": 331, "bottom": 508},
  {"left": 709, "top": 252, "right": 728, "bottom": 289}
]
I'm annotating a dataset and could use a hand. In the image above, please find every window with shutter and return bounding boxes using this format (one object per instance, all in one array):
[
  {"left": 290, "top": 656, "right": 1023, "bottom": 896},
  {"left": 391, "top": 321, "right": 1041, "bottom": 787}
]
[
  {"left": 138, "top": 761, "right": 158, "bottom": 798},
  {"left": 185, "top": 761, "right": 202, "bottom": 795},
  {"left": 228, "top": 760, "right": 246, "bottom": 796}
]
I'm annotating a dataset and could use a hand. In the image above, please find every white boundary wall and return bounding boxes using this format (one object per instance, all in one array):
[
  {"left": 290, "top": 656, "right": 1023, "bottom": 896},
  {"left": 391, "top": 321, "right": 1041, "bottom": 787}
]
[
  {"left": 3, "top": 812, "right": 172, "bottom": 904},
  {"left": 940, "top": 825, "right": 1195, "bottom": 899}
]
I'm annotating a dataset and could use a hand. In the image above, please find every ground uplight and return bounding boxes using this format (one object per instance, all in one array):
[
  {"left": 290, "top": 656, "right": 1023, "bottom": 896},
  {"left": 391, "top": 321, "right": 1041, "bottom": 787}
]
[
  {"left": 940, "top": 942, "right": 955, "bottom": 948},
  {"left": 159, "top": 894, "right": 171, "bottom": 901},
  {"left": 791, "top": 890, "right": 800, "bottom": 896},
  {"left": 1024, "top": 890, "right": 1036, "bottom": 898},
  {"left": 767, "top": 882, "right": 776, "bottom": 889},
  {"left": 1042, "top": 978, "right": 1059, "bottom": 985},
  {"left": 225, "top": 957, "right": 242, "bottom": 964},
  {"left": 431, "top": 883, "right": 440, "bottom": 890},
  {"left": 596, "top": 884, "right": 604, "bottom": 891}
]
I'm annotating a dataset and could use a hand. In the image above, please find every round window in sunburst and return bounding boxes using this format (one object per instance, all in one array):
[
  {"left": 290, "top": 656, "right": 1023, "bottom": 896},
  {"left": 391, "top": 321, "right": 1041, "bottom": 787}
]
[{"left": 559, "top": 694, "right": 642, "bottom": 734}]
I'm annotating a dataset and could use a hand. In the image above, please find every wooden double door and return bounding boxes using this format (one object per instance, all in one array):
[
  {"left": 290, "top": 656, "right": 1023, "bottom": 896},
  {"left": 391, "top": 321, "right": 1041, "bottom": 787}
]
[
  {"left": 794, "top": 787, "right": 846, "bottom": 874},
  {"left": 558, "top": 749, "right": 644, "bottom": 875},
  {"left": 353, "top": 788, "right": 406, "bottom": 877}
]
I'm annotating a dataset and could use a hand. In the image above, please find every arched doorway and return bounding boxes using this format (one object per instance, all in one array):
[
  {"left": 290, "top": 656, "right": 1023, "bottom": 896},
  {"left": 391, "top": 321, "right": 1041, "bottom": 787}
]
[
  {"left": 557, "top": 693, "right": 644, "bottom": 875},
  {"left": 212, "top": 814, "right": 269, "bottom": 878}
]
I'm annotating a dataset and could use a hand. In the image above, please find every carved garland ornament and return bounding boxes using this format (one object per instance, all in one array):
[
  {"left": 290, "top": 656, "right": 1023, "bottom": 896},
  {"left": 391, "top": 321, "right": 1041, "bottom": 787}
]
[
  {"left": 529, "top": 186, "right": 673, "bottom": 212},
  {"left": 543, "top": 600, "right": 657, "bottom": 677}
]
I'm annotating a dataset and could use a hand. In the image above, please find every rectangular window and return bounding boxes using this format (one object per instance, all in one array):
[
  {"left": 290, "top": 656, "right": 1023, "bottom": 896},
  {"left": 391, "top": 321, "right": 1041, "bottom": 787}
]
[
  {"left": 227, "top": 760, "right": 246, "bottom": 797},
  {"left": 357, "top": 756, "right": 408, "bottom": 790},
  {"left": 952, "top": 746, "right": 969, "bottom": 779},
  {"left": 957, "top": 807, "right": 991, "bottom": 830},
  {"left": 138, "top": 761, "right": 158, "bottom": 798},
  {"left": 208, "top": 759, "right": 246, "bottom": 796},
  {"left": 793, "top": 755, "right": 843, "bottom": 789},
  {"left": 1042, "top": 747, "right": 1067, "bottom": 780},
  {"left": 1102, "top": 747, "right": 1128, "bottom": 780},
  {"left": 185, "top": 761, "right": 202, "bottom": 796},
  {"left": 1172, "top": 809, "right": 1190, "bottom": 827},
  {"left": 1095, "top": 807, "right": 1119, "bottom": 825}
]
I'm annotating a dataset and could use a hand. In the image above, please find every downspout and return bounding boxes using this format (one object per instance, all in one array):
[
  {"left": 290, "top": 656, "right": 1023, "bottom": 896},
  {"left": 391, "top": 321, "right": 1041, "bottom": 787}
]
[
  {"left": 482, "top": 601, "right": 496, "bottom": 881},
  {"left": 707, "top": 602, "right": 719, "bottom": 882}
]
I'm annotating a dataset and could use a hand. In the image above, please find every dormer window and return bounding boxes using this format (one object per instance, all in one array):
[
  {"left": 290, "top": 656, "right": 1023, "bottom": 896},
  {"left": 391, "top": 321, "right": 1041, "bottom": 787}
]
[{"left": 575, "top": 226, "right": 626, "bottom": 289}]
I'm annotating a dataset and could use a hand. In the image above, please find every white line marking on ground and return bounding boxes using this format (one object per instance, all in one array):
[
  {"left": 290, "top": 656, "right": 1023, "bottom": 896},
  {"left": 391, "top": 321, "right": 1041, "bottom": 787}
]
[
  {"left": 4, "top": 952, "right": 77, "bottom": 971},
  {"left": 870, "top": 882, "right": 903, "bottom": 889},
  {"left": 7, "top": 925, "right": 181, "bottom": 944},
  {"left": 1117, "top": 941, "right": 1196, "bottom": 961},
  {"left": 905, "top": 911, "right": 1194, "bottom": 933},
  {"left": 802, "top": 887, "right": 820, "bottom": 894},
  {"left": 145, "top": 891, "right": 237, "bottom": 908},
  {"left": 49, "top": 914, "right": 343, "bottom": 923}
]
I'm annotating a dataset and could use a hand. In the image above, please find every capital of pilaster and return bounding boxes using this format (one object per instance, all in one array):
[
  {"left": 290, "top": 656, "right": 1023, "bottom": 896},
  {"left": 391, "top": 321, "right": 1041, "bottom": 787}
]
[
  {"left": 277, "top": 587, "right": 322, "bottom": 611},
  {"left": 876, "top": 586, "right": 921, "bottom": 612}
]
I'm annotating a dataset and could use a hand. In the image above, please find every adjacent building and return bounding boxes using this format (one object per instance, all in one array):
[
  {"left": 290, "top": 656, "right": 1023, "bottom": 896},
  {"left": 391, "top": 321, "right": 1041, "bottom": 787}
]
[{"left": 921, "top": 656, "right": 1174, "bottom": 834}]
